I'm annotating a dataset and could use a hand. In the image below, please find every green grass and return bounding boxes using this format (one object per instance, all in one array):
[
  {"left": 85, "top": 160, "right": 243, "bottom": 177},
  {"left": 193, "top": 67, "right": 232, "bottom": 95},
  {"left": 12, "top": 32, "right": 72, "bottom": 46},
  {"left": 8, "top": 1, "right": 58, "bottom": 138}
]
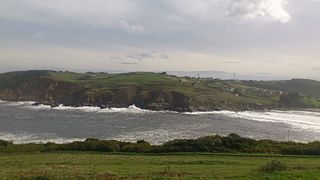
[{"left": 1, "top": 152, "right": 320, "bottom": 179}]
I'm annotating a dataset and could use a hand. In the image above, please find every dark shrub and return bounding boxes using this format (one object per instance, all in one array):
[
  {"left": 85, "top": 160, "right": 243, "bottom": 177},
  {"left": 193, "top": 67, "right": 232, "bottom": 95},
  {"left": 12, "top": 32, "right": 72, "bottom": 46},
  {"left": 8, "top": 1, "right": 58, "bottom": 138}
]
[
  {"left": 0, "top": 139, "right": 12, "bottom": 146},
  {"left": 221, "top": 133, "right": 257, "bottom": 153},
  {"left": 258, "top": 160, "right": 287, "bottom": 173},
  {"left": 279, "top": 92, "right": 307, "bottom": 107},
  {"left": 137, "top": 140, "right": 149, "bottom": 144},
  {"left": 195, "top": 135, "right": 225, "bottom": 152},
  {"left": 121, "top": 143, "right": 152, "bottom": 153}
]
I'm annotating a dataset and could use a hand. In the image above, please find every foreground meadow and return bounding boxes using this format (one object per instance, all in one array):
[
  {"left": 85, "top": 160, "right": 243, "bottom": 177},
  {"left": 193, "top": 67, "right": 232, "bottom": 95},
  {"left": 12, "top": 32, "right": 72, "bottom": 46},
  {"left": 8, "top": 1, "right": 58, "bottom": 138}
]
[{"left": 1, "top": 152, "right": 320, "bottom": 179}]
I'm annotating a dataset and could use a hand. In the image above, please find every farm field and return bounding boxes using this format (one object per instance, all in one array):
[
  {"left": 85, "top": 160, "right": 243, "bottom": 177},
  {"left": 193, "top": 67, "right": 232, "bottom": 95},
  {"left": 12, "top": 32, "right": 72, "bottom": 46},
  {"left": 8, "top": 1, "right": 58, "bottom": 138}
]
[{"left": 1, "top": 152, "right": 320, "bottom": 179}]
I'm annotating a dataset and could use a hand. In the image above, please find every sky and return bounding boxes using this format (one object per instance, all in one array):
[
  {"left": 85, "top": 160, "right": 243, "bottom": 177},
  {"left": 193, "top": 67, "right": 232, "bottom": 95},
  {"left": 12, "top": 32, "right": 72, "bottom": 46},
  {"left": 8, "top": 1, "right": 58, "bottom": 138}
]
[{"left": 0, "top": 0, "right": 319, "bottom": 80}]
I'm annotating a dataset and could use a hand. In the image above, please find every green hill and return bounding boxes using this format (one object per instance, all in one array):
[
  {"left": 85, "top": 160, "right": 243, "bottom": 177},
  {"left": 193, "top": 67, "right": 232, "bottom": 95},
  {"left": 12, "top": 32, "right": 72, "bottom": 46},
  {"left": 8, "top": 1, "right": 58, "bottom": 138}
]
[
  {"left": 0, "top": 70, "right": 319, "bottom": 111},
  {"left": 243, "top": 79, "right": 320, "bottom": 98}
]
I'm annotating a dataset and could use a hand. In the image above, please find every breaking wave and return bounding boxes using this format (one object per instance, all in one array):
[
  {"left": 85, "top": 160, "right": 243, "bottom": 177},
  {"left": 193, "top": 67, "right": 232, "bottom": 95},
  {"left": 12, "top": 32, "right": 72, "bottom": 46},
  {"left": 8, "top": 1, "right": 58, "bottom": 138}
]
[
  {"left": 114, "top": 124, "right": 213, "bottom": 145},
  {"left": 0, "top": 100, "right": 152, "bottom": 114},
  {"left": 0, "top": 131, "right": 85, "bottom": 144},
  {"left": 1, "top": 100, "right": 320, "bottom": 133},
  {"left": 187, "top": 110, "right": 320, "bottom": 132},
  {"left": 0, "top": 100, "right": 35, "bottom": 106},
  {"left": 48, "top": 104, "right": 151, "bottom": 113}
]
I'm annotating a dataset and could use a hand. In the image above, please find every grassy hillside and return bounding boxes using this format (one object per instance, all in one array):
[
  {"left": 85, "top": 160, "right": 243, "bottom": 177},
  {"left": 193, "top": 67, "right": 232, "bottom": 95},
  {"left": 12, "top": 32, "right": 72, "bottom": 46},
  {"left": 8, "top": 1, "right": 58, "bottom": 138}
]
[
  {"left": 0, "top": 70, "right": 320, "bottom": 111},
  {"left": 1, "top": 152, "right": 320, "bottom": 179},
  {"left": 243, "top": 79, "right": 320, "bottom": 98}
]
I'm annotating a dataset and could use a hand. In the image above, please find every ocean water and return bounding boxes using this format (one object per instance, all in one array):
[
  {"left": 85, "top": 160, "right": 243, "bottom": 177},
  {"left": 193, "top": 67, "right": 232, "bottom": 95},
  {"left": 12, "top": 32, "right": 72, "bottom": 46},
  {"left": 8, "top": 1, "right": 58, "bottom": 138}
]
[{"left": 0, "top": 100, "right": 320, "bottom": 145}]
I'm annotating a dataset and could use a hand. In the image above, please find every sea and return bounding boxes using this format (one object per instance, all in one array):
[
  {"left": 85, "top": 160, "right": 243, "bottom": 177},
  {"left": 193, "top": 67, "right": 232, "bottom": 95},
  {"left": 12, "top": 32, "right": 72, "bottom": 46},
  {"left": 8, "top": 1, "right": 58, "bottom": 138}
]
[{"left": 0, "top": 100, "right": 320, "bottom": 145}]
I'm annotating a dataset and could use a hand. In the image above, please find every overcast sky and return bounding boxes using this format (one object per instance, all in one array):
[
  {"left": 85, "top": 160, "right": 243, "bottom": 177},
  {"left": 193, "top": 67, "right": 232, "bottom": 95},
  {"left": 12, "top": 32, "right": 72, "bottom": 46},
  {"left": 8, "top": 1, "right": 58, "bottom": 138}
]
[{"left": 0, "top": 0, "right": 319, "bottom": 79}]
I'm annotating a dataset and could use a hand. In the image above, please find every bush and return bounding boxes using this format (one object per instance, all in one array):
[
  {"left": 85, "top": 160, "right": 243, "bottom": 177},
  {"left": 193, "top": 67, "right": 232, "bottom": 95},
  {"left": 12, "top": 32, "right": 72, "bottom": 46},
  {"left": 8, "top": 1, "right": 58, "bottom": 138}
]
[
  {"left": 258, "top": 160, "right": 287, "bottom": 173},
  {"left": 279, "top": 92, "right": 307, "bottom": 107},
  {"left": 3, "top": 134, "right": 320, "bottom": 155},
  {"left": 43, "top": 139, "right": 122, "bottom": 152},
  {"left": 0, "top": 139, "right": 12, "bottom": 146},
  {"left": 221, "top": 133, "right": 256, "bottom": 152}
]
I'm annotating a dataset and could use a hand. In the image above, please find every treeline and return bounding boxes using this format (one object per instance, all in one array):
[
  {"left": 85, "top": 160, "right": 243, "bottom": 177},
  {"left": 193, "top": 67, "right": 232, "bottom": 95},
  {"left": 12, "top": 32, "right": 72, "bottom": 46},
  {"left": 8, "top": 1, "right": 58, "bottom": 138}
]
[{"left": 1, "top": 134, "right": 320, "bottom": 155}]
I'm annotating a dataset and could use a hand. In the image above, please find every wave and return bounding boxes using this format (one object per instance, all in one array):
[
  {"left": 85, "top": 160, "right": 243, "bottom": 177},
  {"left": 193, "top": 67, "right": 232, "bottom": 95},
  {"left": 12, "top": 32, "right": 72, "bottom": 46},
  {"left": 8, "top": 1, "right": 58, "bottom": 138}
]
[
  {"left": 0, "top": 99, "right": 161, "bottom": 114},
  {"left": 2, "top": 100, "right": 320, "bottom": 133},
  {"left": 54, "top": 104, "right": 152, "bottom": 114},
  {"left": 113, "top": 126, "right": 214, "bottom": 145},
  {"left": 24, "top": 103, "right": 153, "bottom": 114},
  {"left": 0, "top": 100, "right": 36, "bottom": 106},
  {"left": 183, "top": 110, "right": 234, "bottom": 115},
  {"left": 0, "top": 131, "right": 85, "bottom": 144},
  {"left": 188, "top": 110, "right": 320, "bottom": 132}
]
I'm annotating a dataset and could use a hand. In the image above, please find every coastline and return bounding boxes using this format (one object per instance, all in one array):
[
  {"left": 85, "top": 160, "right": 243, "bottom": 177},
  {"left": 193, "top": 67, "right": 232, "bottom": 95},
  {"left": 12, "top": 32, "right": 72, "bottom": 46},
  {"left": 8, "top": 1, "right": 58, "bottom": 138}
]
[
  {"left": 1, "top": 99, "right": 319, "bottom": 113},
  {"left": 1, "top": 70, "right": 319, "bottom": 113},
  {"left": 2, "top": 99, "right": 320, "bottom": 146}
]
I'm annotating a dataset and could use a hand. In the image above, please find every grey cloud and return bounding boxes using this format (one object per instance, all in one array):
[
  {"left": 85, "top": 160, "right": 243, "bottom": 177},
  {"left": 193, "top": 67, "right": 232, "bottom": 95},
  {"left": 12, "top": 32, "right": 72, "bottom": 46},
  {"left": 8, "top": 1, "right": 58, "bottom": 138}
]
[
  {"left": 127, "top": 55, "right": 142, "bottom": 60},
  {"left": 255, "top": 72, "right": 273, "bottom": 75},
  {"left": 127, "top": 52, "right": 170, "bottom": 60},
  {"left": 223, "top": 60, "right": 240, "bottom": 64},
  {"left": 0, "top": 0, "right": 292, "bottom": 30},
  {"left": 34, "top": 32, "right": 47, "bottom": 39},
  {"left": 122, "top": 62, "right": 139, "bottom": 65},
  {"left": 227, "top": 0, "right": 291, "bottom": 23},
  {"left": 0, "top": 0, "right": 320, "bottom": 79},
  {"left": 0, "top": 0, "right": 136, "bottom": 27},
  {"left": 109, "top": 56, "right": 123, "bottom": 60},
  {"left": 160, "top": 54, "right": 169, "bottom": 59},
  {"left": 127, "top": 53, "right": 154, "bottom": 60},
  {"left": 161, "top": 0, "right": 291, "bottom": 23},
  {"left": 117, "top": 20, "right": 145, "bottom": 34}
]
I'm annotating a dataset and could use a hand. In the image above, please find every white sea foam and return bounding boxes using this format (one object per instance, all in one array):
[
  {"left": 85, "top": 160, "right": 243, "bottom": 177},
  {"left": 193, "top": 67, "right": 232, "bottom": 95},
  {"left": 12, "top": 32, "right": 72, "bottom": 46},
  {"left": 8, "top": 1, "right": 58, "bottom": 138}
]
[
  {"left": 183, "top": 110, "right": 232, "bottom": 115},
  {"left": 27, "top": 104, "right": 51, "bottom": 110},
  {"left": 103, "top": 105, "right": 152, "bottom": 113},
  {"left": 2, "top": 100, "right": 320, "bottom": 134},
  {"left": 0, "top": 132, "right": 85, "bottom": 144},
  {"left": 114, "top": 127, "right": 213, "bottom": 145},
  {"left": 53, "top": 105, "right": 102, "bottom": 112},
  {"left": 3, "top": 101, "right": 35, "bottom": 106},
  {"left": 50, "top": 104, "right": 152, "bottom": 113},
  {"left": 189, "top": 110, "right": 320, "bottom": 132},
  {"left": 16, "top": 101, "right": 152, "bottom": 114}
]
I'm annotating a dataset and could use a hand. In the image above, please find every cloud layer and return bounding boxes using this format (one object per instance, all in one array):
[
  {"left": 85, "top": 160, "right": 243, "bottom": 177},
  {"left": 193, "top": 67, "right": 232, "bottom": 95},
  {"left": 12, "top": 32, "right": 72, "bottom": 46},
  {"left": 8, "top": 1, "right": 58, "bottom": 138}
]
[
  {"left": 227, "top": 0, "right": 291, "bottom": 23},
  {"left": 0, "top": 0, "right": 291, "bottom": 28},
  {"left": 0, "top": 0, "right": 319, "bottom": 79}
]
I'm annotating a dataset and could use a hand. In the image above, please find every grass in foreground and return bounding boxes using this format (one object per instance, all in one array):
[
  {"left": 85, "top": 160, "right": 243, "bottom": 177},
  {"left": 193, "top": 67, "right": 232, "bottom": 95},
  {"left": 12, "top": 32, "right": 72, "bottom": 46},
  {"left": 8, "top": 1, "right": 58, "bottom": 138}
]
[{"left": 1, "top": 152, "right": 320, "bottom": 179}]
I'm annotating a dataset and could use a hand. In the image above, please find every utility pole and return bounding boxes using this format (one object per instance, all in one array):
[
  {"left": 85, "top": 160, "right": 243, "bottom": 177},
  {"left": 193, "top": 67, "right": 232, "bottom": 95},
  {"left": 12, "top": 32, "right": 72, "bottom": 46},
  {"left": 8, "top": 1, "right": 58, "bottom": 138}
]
[
  {"left": 287, "top": 129, "right": 290, "bottom": 142},
  {"left": 233, "top": 73, "right": 236, "bottom": 81}
]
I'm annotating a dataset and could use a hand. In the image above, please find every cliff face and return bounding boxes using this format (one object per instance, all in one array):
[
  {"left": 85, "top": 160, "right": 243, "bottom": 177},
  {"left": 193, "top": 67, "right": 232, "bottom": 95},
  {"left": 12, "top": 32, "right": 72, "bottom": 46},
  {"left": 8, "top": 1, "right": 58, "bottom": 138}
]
[
  {"left": 0, "top": 78, "right": 267, "bottom": 112},
  {"left": 0, "top": 77, "right": 82, "bottom": 105},
  {"left": 0, "top": 72, "right": 191, "bottom": 112},
  {"left": 133, "top": 91, "right": 190, "bottom": 112}
]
